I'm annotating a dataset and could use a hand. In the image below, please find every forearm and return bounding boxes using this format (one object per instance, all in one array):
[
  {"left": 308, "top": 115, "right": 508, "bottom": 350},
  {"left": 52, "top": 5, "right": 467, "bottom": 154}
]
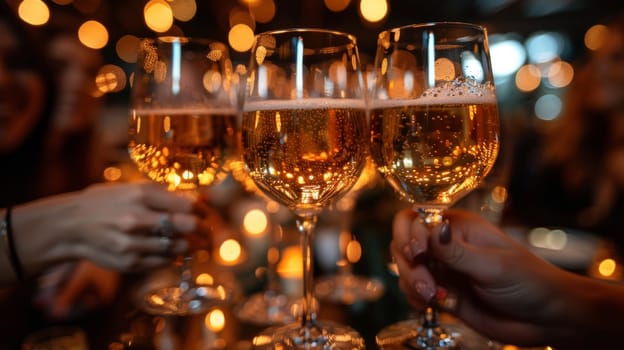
[
  {"left": 547, "top": 270, "right": 624, "bottom": 349},
  {"left": 0, "top": 198, "right": 75, "bottom": 286}
]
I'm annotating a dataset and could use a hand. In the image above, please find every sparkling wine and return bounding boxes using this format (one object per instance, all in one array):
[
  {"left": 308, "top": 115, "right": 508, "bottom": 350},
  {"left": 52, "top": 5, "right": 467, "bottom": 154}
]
[
  {"left": 370, "top": 95, "right": 499, "bottom": 208},
  {"left": 129, "top": 108, "right": 238, "bottom": 190},
  {"left": 242, "top": 99, "right": 368, "bottom": 216}
]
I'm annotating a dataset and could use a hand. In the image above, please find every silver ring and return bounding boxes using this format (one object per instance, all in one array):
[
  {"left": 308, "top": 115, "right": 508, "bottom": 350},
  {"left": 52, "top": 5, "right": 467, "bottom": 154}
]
[
  {"left": 152, "top": 213, "right": 175, "bottom": 237},
  {"left": 159, "top": 236, "right": 173, "bottom": 253}
]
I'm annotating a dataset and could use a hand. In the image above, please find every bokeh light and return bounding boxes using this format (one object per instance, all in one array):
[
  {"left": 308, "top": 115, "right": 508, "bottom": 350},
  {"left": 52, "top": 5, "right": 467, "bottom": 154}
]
[
  {"left": 78, "top": 20, "right": 108, "bottom": 49},
  {"left": 115, "top": 35, "right": 140, "bottom": 63},
  {"left": 585, "top": 24, "right": 609, "bottom": 51},
  {"left": 144, "top": 0, "right": 174, "bottom": 33},
  {"left": 249, "top": 0, "right": 276, "bottom": 24},
  {"left": 359, "top": 0, "right": 388, "bottom": 23},
  {"left": 546, "top": 60, "right": 574, "bottom": 88},
  {"left": 205, "top": 309, "right": 226, "bottom": 332},
  {"left": 170, "top": 0, "right": 197, "bottom": 22},
  {"left": 242, "top": 209, "right": 268, "bottom": 236},
  {"left": 228, "top": 23, "right": 255, "bottom": 53},
  {"left": 325, "top": 0, "right": 351, "bottom": 12},
  {"left": 534, "top": 94, "right": 562, "bottom": 121},
  {"left": 18, "top": 0, "right": 50, "bottom": 26},
  {"left": 515, "top": 64, "right": 541, "bottom": 92}
]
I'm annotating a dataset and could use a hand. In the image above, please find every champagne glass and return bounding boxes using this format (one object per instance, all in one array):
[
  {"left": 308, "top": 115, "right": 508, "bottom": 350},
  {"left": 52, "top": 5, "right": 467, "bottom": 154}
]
[
  {"left": 369, "top": 22, "right": 501, "bottom": 349},
  {"left": 128, "top": 36, "right": 238, "bottom": 315},
  {"left": 242, "top": 28, "right": 368, "bottom": 349}
]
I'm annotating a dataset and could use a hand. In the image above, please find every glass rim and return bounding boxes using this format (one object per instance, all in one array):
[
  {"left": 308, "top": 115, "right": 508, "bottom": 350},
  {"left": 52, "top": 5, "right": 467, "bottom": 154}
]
[
  {"left": 139, "top": 36, "right": 227, "bottom": 46},
  {"left": 254, "top": 27, "right": 358, "bottom": 45},
  {"left": 379, "top": 21, "right": 487, "bottom": 36}
]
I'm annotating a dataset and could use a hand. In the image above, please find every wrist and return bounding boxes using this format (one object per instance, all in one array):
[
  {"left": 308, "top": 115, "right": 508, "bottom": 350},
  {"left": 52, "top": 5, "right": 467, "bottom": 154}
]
[{"left": 549, "top": 271, "right": 624, "bottom": 348}]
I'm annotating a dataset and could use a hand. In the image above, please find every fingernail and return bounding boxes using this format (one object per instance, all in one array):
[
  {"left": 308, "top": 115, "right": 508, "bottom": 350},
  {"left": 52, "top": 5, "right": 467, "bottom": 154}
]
[
  {"left": 439, "top": 219, "right": 451, "bottom": 245},
  {"left": 413, "top": 280, "right": 435, "bottom": 301}
]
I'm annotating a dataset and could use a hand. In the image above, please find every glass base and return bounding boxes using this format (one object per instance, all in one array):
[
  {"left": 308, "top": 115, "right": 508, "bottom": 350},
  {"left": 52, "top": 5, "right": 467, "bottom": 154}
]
[
  {"left": 376, "top": 317, "right": 493, "bottom": 350},
  {"left": 315, "top": 274, "right": 385, "bottom": 304},
  {"left": 252, "top": 320, "right": 365, "bottom": 350},
  {"left": 141, "top": 284, "right": 229, "bottom": 316},
  {"left": 235, "top": 291, "right": 300, "bottom": 326}
]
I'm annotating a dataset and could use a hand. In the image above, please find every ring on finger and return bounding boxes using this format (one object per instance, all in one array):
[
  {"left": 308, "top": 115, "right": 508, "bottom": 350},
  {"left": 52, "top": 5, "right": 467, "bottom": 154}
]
[
  {"left": 159, "top": 235, "right": 173, "bottom": 254},
  {"left": 152, "top": 212, "right": 175, "bottom": 237}
]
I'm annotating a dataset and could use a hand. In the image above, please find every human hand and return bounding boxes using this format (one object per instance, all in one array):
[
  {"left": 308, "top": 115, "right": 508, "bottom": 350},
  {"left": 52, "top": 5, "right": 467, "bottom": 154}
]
[
  {"left": 13, "top": 181, "right": 215, "bottom": 277},
  {"left": 390, "top": 209, "right": 567, "bottom": 346},
  {"left": 35, "top": 260, "right": 120, "bottom": 320}
]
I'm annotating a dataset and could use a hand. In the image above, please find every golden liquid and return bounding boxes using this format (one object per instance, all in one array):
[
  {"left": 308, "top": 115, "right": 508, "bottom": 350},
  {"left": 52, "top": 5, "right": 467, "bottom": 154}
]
[
  {"left": 242, "top": 106, "right": 368, "bottom": 216},
  {"left": 129, "top": 109, "right": 238, "bottom": 190},
  {"left": 370, "top": 102, "right": 499, "bottom": 207}
]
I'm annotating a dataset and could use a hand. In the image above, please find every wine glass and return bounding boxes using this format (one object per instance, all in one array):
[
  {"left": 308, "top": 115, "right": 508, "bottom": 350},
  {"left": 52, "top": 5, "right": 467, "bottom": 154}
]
[
  {"left": 128, "top": 36, "right": 238, "bottom": 315},
  {"left": 369, "top": 22, "right": 501, "bottom": 349},
  {"left": 242, "top": 28, "right": 368, "bottom": 349}
]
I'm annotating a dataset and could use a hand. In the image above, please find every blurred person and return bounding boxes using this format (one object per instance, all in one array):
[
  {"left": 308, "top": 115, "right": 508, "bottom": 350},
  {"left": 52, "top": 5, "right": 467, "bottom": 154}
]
[
  {"left": 40, "top": 30, "right": 105, "bottom": 198},
  {"left": 391, "top": 208, "right": 624, "bottom": 349},
  {"left": 503, "top": 13, "right": 624, "bottom": 253},
  {"left": 0, "top": 7, "right": 214, "bottom": 347}
]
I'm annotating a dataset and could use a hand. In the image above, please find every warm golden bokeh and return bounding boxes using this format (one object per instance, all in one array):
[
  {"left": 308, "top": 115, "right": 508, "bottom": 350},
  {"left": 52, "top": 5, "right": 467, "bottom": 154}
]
[
  {"left": 18, "top": 0, "right": 49, "bottom": 26},
  {"left": 78, "top": 20, "right": 108, "bottom": 49}
]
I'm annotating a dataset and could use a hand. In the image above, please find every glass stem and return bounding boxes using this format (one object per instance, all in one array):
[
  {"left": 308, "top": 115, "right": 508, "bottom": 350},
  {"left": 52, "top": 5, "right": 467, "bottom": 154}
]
[
  {"left": 417, "top": 207, "right": 444, "bottom": 331},
  {"left": 179, "top": 254, "right": 193, "bottom": 294},
  {"left": 295, "top": 215, "right": 318, "bottom": 330}
]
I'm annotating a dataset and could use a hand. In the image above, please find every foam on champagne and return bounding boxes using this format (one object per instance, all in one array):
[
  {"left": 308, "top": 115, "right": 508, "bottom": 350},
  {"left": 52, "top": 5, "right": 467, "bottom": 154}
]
[
  {"left": 243, "top": 98, "right": 366, "bottom": 112},
  {"left": 370, "top": 83, "right": 497, "bottom": 109},
  {"left": 131, "top": 107, "right": 238, "bottom": 115}
]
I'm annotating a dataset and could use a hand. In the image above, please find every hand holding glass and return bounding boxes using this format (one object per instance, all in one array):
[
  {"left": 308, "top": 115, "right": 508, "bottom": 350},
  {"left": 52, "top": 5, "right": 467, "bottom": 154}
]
[
  {"left": 369, "top": 22, "right": 500, "bottom": 349},
  {"left": 128, "top": 37, "right": 238, "bottom": 315}
]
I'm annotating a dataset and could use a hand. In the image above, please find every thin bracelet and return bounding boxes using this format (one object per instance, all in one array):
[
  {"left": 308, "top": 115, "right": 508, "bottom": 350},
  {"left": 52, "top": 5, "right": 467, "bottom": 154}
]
[{"left": 1, "top": 207, "right": 23, "bottom": 281}]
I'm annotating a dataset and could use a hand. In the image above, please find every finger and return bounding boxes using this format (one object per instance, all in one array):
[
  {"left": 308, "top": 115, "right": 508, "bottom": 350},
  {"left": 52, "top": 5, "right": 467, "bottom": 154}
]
[
  {"left": 119, "top": 210, "right": 198, "bottom": 236},
  {"left": 140, "top": 184, "right": 194, "bottom": 213},
  {"left": 392, "top": 209, "right": 428, "bottom": 262},
  {"left": 125, "top": 235, "right": 189, "bottom": 256},
  {"left": 392, "top": 241, "right": 436, "bottom": 302},
  {"left": 51, "top": 267, "right": 89, "bottom": 316}
]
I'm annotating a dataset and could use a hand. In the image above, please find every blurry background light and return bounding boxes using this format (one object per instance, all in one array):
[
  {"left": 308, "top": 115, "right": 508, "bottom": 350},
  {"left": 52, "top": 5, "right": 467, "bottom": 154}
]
[
  {"left": 170, "top": 0, "right": 197, "bottom": 22},
  {"left": 78, "top": 20, "right": 108, "bottom": 49},
  {"left": 18, "top": 0, "right": 50, "bottom": 26},
  {"left": 490, "top": 35, "right": 526, "bottom": 79},
  {"left": 115, "top": 34, "right": 141, "bottom": 63},
  {"left": 96, "top": 64, "right": 127, "bottom": 93},
  {"left": 325, "top": 0, "right": 351, "bottom": 12},
  {"left": 248, "top": 0, "right": 276, "bottom": 24},
  {"left": 359, "top": 0, "right": 388, "bottom": 24},
  {"left": 515, "top": 64, "right": 541, "bottom": 92},
  {"left": 585, "top": 24, "right": 609, "bottom": 51},
  {"left": 205, "top": 308, "right": 226, "bottom": 332},
  {"left": 242, "top": 209, "right": 269, "bottom": 236},
  {"left": 525, "top": 31, "right": 566, "bottom": 64},
  {"left": 546, "top": 60, "right": 574, "bottom": 88},
  {"left": 534, "top": 94, "right": 562, "bottom": 121},
  {"left": 228, "top": 23, "right": 255, "bottom": 53},
  {"left": 144, "top": 0, "right": 174, "bottom": 33}
]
